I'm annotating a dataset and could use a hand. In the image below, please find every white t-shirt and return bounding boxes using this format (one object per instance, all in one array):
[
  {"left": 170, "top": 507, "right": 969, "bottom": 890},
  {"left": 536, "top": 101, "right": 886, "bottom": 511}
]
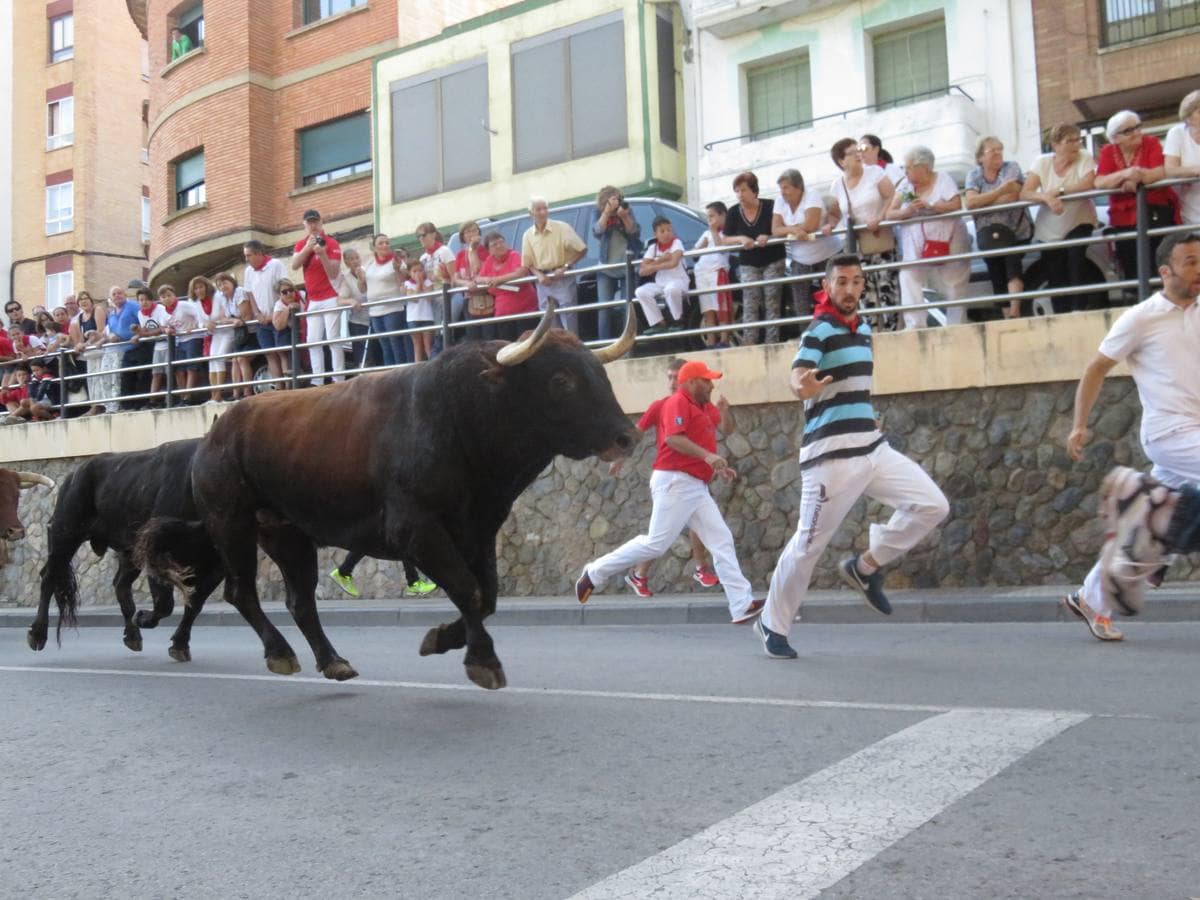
[
  {"left": 167, "top": 299, "right": 207, "bottom": 338},
  {"left": 242, "top": 257, "right": 288, "bottom": 317},
  {"left": 215, "top": 287, "right": 246, "bottom": 319},
  {"left": 420, "top": 245, "right": 455, "bottom": 286},
  {"left": 1028, "top": 151, "right": 1098, "bottom": 242},
  {"left": 895, "top": 171, "right": 971, "bottom": 283},
  {"left": 1098, "top": 291, "right": 1200, "bottom": 444},
  {"left": 1164, "top": 123, "right": 1200, "bottom": 225},
  {"left": 832, "top": 166, "right": 889, "bottom": 228},
  {"left": 137, "top": 304, "right": 170, "bottom": 331},
  {"left": 364, "top": 256, "right": 405, "bottom": 317},
  {"left": 642, "top": 238, "right": 689, "bottom": 286},
  {"left": 693, "top": 230, "right": 730, "bottom": 274},
  {"left": 407, "top": 280, "right": 435, "bottom": 323},
  {"left": 776, "top": 192, "right": 842, "bottom": 265}
]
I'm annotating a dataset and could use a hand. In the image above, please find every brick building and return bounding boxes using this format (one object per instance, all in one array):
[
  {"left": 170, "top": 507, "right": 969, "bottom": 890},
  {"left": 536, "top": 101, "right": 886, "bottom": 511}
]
[
  {"left": 126, "top": 0, "right": 399, "bottom": 291},
  {"left": 1032, "top": 0, "right": 1200, "bottom": 134},
  {"left": 8, "top": 0, "right": 149, "bottom": 311}
]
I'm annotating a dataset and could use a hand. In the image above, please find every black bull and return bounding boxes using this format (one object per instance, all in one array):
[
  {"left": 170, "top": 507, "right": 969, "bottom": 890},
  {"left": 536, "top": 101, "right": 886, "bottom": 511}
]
[
  {"left": 138, "top": 304, "right": 638, "bottom": 689},
  {"left": 29, "top": 439, "right": 223, "bottom": 659}
]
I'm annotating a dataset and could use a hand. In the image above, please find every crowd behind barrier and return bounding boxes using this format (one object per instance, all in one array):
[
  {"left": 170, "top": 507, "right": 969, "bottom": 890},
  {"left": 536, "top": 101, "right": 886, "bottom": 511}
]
[{"left": 4, "top": 97, "right": 1200, "bottom": 422}]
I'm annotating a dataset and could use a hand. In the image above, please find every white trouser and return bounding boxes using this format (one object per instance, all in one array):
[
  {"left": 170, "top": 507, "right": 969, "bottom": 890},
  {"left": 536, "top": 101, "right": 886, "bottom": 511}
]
[
  {"left": 585, "top": 469, "right": 756, "bottom": 619},
  {"left": 209, "top": 328, "right": 234, "bottom": 375},
  {"left": 693, "top": 269, "right": 722, "bottom": 314},
  {"left": 635, "top": 280, "right": 686, "bottom": 326},
  {"left": 898, "top": 264, "right": 966, "bottom": 330},
  {"left": 763, "top": 442, "right": 949, "bottom": 637},
  {"left": 535, "top": 277, "right": 578, "bottom": 335},
  {"left": 82, "top": 349, "right": 104, "bottom": 405},
  {"left": 305, "top": 297, "right": 345, "bottom": 385},
  {"left": 1080, "top": 426, "right": 1200, "bottom": 617},
  {"left": 98, "top": 347, "right": 123, "bottom": 412}
]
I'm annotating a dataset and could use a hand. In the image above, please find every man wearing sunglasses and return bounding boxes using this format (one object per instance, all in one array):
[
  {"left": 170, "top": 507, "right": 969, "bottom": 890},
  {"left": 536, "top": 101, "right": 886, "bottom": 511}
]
[{"left": 4, "top": 302, "right": 36, "bottom": 337}]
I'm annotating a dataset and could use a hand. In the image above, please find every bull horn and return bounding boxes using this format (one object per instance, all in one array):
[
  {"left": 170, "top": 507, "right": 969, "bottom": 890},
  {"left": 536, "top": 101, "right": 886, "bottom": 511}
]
[
  {"left": 496, "top": 299, "right": 557, "bottom": 366},
  {"left": 592, "top": 300, "right": 637, "bottom": 365},
  {"left": 17, "top": 472, "right": 54, "bottom": 490}
]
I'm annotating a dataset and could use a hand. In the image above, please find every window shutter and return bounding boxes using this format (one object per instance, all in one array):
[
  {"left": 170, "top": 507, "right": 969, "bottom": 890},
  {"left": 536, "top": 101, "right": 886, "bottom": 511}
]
[{"left": 299, "top": 114, "right": 370, "bottom": 180}]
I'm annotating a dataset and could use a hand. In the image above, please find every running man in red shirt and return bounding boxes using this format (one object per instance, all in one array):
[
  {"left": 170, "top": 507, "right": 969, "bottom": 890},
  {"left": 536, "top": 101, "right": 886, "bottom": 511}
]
[{"left": 577, "top": 360, "right": 764, "bottom": 624}]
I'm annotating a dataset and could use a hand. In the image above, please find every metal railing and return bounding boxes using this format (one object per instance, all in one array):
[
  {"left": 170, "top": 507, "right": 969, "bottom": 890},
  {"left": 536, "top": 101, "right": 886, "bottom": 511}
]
[
  {"left": 1099, "top": 0, "right": 1200, "bottom": 46},
  {"left": 3, "top": 175, "right": 1198, "bottom": 420}
]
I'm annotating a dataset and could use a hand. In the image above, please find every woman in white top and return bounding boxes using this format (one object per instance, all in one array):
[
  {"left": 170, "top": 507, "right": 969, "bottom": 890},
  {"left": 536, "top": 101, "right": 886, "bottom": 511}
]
[
  {"left": 860, "top": 134, "right": 906, "bottom": 188},
  {"left": 1020, "top": 123, "right": 1099, "bottom": 314},
  {"left": 1164, "top": 89, "right": 1200, "bottom": 225},
  {"left": 827, "top": 137, "right": 898, "bottom": 329},
  {"left": 208, "top": 272, "right": 252, "bottom": 401},
  {"left": 772, "top": 169, "right": 842, "bottom": 319},
  {"left": 885, "top": 146, "right": 971, "bottom": 330},
  {"left": 417, "top": 222, "right": 456, "bottom": 354},
  {"left": 364, "top": 233, "right": 409, "bottom": 367}
]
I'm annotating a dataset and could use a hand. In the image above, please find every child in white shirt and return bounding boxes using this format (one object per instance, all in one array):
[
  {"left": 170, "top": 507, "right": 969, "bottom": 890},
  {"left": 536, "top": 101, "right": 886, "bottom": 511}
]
[
  {"left": 635, "top": 216, "right": 690, "bottom": 336},
  {"left": 692, "top": 201, "right": 734, "bottom": 347}
]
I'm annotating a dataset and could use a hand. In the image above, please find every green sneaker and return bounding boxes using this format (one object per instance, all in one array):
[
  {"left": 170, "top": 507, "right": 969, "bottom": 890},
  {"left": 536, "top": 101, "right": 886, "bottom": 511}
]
[
  {"left": 406, "top": 577, "right": 437, "bottom": 596},
  {"left": 329, "top": 568, "right": 360, "bottom": 598}
]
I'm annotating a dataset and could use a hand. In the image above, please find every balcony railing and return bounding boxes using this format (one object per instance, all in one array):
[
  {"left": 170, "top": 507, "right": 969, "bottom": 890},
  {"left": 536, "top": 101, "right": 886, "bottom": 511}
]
[{"left": 1100, "top": 0, "right": 1200, "bottom": 46}]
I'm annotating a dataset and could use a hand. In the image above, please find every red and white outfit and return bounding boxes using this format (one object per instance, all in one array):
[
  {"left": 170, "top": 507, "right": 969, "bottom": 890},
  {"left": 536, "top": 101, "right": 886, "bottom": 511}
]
[
  {"left": 294, "top": 233, "right": 345, "bottom": 384},
  {"left": 581, "top": 387, "right": 758, "bottom": 620},
  {"left": 692, "top": 230, "right": 731, "bottom": 319},
  {"left": 635, "top": 238, "right": 690, "bottom": 326}
]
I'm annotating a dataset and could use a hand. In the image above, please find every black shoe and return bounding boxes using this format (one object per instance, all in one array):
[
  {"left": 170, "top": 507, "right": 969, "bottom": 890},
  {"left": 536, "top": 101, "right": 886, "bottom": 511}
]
[
  {"left": 753, "top": 617, "right": 797, "bottom": 659},
  {"left": 839, "top": 556, "right": 892, "bottom": 615}
]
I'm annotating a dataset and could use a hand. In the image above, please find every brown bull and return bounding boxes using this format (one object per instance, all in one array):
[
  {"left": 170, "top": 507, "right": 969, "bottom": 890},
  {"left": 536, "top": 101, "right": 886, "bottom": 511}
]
[{"left": 0, "top": 469, "right": 55, "bottom": 542}]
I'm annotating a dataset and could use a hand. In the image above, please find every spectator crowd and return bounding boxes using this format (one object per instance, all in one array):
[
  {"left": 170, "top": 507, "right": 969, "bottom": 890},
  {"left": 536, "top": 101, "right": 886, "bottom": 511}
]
[{"left": 3, "top": 90, "right": 1199, "bottom": 423}]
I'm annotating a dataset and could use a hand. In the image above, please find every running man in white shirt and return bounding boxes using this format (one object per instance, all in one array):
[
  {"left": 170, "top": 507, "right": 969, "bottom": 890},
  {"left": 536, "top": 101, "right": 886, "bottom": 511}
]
[
  {"left": 636, "top": 217, "right": 691, "bottom": 336},
  {"left": 1065, "top": 231, "right": 1200, "bottom": 641}
]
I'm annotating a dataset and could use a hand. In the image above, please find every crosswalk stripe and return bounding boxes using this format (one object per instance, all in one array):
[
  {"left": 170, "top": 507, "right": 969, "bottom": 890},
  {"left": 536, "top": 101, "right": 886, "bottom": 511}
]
[{"left": 568, "top": 708, "right": 1088, "bottom": 899}]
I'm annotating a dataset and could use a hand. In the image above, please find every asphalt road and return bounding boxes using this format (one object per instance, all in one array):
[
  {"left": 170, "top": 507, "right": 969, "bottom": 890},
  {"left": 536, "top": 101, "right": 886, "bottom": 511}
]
[{"left": 1, "top": 620, "right": 1197, "bottom": 899}]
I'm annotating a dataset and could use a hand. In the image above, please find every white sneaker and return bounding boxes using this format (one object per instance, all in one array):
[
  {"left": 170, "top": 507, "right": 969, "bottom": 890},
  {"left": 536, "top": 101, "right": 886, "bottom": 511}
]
[
  {"left": 1063, "top": 591, "right": 1124, "bottom": 642},
  {"left": 1097, "top": 467, "right": 1167, "bottom": 616}
]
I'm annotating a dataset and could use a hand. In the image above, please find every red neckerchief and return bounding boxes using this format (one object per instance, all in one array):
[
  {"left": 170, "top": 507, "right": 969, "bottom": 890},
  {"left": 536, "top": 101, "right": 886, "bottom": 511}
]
[
  {"left": 162, "top": 300, "right": 178, "bottom": 315},
  {"left": 656, "top": 239, "right": 675, "bottom": 253},
  {"left": 428, "top": 241, "right": 444, "bottom": 254},
  {"left": 199, "top": 296, "right": 213, "bottom": 316},
  {"left": 251, "top": 256, "right": 270, "bottom": 272},
  {"left": 374, "top": 251, "right": 395, "bottom": 264},
  {"left": 876, "top": 160, "right": 887, "bottom": 169},
  {"left": 141, "top": 304, "right": 159, "bottom": 319},
  {"left": 813, "top": 290, "right": 860, "bottom": 333}
]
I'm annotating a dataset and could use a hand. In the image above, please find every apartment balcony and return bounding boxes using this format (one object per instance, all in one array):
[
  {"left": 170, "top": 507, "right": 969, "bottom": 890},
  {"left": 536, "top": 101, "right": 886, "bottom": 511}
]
[
  {"left": 697, "top": 87, "right": 986, "bottom": 201},
  {"left": 690, "top": 0, "right": 845, "bottom": 37}
]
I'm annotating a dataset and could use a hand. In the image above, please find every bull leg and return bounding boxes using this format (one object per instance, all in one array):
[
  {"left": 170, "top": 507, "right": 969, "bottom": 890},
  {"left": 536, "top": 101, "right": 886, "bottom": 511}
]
[
  {"left": 113, "top": 553, "right": 143, "bottom": 653},
  {"left": 222, "top": 574, "right": 302, "bottom": 675},
  {"left": 166, "top": 568, "right": 222, "bottom": 663},
  {"left": 258, "top": 525, "right": 357, "bottom": 682},
  {"left": 30, "top": 530, "right": 85, "bottom": 651},
  {"left": 409, "top": 526, "right": 504, "bottom": 690},
  {"left": 133, "top": 577, "right": 176, "bottom": 629}
]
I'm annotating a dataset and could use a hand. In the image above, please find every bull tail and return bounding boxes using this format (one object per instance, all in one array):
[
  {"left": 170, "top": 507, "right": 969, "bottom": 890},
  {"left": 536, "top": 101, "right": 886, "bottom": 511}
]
[
  {"left": 39, "top": 556, "right": 80, "bottom": 646},
  {"left": 134, "top": 516, "right": 213, "bottom": 602},
  {"left": 41, "top": 467, "right": 92, "bottom": 645}
]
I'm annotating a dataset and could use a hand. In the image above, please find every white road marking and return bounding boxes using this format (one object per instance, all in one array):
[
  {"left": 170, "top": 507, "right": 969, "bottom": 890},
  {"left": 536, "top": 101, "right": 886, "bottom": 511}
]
[
  {"left": 0, "top": 664, "right": 1080, "bottom": 717},
  {"left": 568, "top": 708, "right": 1087, "bottom": 900}
]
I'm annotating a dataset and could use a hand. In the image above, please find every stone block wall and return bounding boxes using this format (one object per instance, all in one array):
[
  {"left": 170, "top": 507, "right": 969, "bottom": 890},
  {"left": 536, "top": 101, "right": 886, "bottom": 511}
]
[{"left": 0, "top": 377, "right": 1183, "bottom": 610}]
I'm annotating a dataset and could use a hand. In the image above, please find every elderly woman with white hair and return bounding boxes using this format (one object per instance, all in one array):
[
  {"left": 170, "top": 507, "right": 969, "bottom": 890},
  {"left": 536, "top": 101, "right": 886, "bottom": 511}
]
[
  {"left": 1164, "top": 89, "right": 1200, "bottom": 225},
  {"left": 1095, "top": 109, "right": 1178, "bottom": 287},
  {"left": 883, "top": 146, "right": 970, "bottom": 329}
]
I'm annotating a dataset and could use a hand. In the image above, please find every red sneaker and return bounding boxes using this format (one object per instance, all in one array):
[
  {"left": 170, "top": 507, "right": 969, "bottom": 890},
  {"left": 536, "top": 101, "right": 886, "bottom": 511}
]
[
  {"left": 624, "top": 572, "right": 653, "bottom": 598},
  {"left": 693, "top": 565, "right": 720, "bottom": 588}
]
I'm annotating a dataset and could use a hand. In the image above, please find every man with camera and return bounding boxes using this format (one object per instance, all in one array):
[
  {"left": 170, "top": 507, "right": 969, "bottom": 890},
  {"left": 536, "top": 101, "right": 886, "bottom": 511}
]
[{"left": 291, "top": 209, "right": 345, "bottom": 385}]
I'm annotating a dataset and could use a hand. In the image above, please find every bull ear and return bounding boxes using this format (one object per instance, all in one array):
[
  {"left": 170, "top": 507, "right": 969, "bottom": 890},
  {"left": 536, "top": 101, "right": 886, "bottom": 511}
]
[
  {"left": 496, "top": 300, "right": 556, "bottom": 366},
  {"left": 593, "top": 300, "right": 637, "bottom": 365},
  {"left": 16, "top": 472, "right": 54, "bottom": 490}
]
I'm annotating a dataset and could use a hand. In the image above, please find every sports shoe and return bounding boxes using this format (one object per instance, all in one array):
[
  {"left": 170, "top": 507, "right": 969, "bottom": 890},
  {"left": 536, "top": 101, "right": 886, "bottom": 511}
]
[
  {"left": 1096, "top": 466, "right": 1168, "bottom": 617},
  {"left": 405, "top": 578, "right": 437, "bottom": 596},
  {"left": 624, "top": 572, "right": 653, "bottom": 598},
  {"left": 839, "top": 556, "right": 892, "bottom": 615},
  {"left": 575, "top": 570, "right": 595, "bottom": 604},
  {"left": 328, "top": 568, "right": 360, "bottom": 598},
  {"left": 754, "top": 617, "right": 797, "bottom": 659},
  {"left": 693, "top": 565, "right": 720, "bottom": 588},
  {"left": 1063, "top": 590, "right": 1124, "bottom": 642},
  {"left": 730, "top": 598, "right": 765, "bottom": 625}
]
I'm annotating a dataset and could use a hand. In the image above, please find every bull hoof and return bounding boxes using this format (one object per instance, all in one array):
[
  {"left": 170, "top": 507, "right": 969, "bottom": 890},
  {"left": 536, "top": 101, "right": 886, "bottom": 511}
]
[
  {"left": 168, "top": 645, "right": 191, "bottom": 663},
  {"left": 266, "top": 655, "right": 302, "bottom": 676},
  {"left": 133, "top": 611, "right": 159, "bottom": 629},
  {"left": 27, "top": 629, "right": 46, "bottom": 652},
  {"left": 123, "top": 633, "right": 143, "bottom": 653},
  {"left": 419, "top": 627, "right": 440, "bottom": 657},
  {"left": 465, "top": 663, "right": 507, "bottom": 691},
  {"left": 321, "top": 659, "right": 359, "bottom": 682}
]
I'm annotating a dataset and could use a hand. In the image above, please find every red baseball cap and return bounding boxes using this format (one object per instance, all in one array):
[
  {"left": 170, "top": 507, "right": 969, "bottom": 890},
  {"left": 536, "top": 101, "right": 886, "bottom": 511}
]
[{"left": 676, "top": 360, "right": 723, "bottom": 383}]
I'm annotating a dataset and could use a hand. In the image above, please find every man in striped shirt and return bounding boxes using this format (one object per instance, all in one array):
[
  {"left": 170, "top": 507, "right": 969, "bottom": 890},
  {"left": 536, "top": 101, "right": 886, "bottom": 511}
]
[{"left": 755, "top": 254, "right": 949, "bottom": 660}]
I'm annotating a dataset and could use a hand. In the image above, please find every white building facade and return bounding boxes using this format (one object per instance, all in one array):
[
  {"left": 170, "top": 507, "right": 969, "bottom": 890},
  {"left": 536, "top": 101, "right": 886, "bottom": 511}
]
[{"left": 682, "top": 0, "right": 1041, "bottom": 206}]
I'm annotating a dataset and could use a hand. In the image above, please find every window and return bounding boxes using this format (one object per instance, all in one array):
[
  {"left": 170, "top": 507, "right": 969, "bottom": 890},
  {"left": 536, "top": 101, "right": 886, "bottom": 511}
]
[
  {"left": 49, "top": 14, "right": 74, "bottom": 63},
  {"left": 142, "top": 197, "right": 151, "bottom": 242},
  {"left": 1100, "top": 0, "right": 1200, "bottom": 44},
  {"left": 45, "top": 271, "right": 74, "bottom": 308},
  {"left": 872, "top": 19, "right": 949, "bottom": 110},
  {"left": 390, "top": 61, "right": 490, "bottom": 202},
  {"left": 299, "top": 112, "right": 372, "bottom": 187},
  {"left": 746, "top": 54, "right": 812, "bottom": 141},
  {"left": 174, "top": 150, "right": 205, "bottom": 210},
  {"left": 656, "top": 10, "right": 678, "bottom": 149},
  {"left": 303, "top": 0, "right": 365, "bottom": 25},
  {"left": 174, "top": 4, "right": 204, "bottom": 56},
  {"left": 511, "top": 14, "right": 627, "bottom": 173},
  {"left": 45, "top": 182, "right": 74, "bottom": 234},
  {"left": 47, "top": 97, "right": 74, "bottom": 150}
]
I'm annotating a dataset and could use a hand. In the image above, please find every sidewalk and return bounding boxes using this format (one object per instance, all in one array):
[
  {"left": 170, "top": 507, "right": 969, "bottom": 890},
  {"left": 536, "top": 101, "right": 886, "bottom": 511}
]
[{"left": 3, "top": 583, "right": 1200, "bottom": 628}]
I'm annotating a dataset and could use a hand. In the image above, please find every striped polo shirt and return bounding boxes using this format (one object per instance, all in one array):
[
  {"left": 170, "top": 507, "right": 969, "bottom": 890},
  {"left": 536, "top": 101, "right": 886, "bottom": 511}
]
[{"left": 793, "top": 314, "right": 884, "bottom": 469}]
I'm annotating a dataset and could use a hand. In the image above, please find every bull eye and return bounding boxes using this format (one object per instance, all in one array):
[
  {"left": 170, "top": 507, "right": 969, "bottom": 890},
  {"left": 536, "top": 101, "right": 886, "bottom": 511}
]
[{"left": 550, "top": 370, "right": 576, "bottom": 394}]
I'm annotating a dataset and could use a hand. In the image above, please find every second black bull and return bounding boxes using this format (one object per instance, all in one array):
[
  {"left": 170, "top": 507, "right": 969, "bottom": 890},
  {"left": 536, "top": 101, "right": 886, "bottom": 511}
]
[{"left": 137, "top": 302, "right": 638, "bottom": 690}]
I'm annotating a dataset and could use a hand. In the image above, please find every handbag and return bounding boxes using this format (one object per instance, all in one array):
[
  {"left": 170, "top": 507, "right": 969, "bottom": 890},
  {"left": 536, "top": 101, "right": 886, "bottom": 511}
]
[
  {"left": 919, "top": 222, "right": 951, "bottom": 259},
  {"left": 975, "top": 223, "right": 1016, "bottom": 251},
  {"left": 843, "top": 178, "right": 894, "bottom": 255}
]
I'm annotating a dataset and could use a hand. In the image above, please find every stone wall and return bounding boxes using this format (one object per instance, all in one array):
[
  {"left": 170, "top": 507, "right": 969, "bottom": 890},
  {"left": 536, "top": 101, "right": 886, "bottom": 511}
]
[{"left": 0, "top": 376, "right": 1181, "bottom": 610}]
